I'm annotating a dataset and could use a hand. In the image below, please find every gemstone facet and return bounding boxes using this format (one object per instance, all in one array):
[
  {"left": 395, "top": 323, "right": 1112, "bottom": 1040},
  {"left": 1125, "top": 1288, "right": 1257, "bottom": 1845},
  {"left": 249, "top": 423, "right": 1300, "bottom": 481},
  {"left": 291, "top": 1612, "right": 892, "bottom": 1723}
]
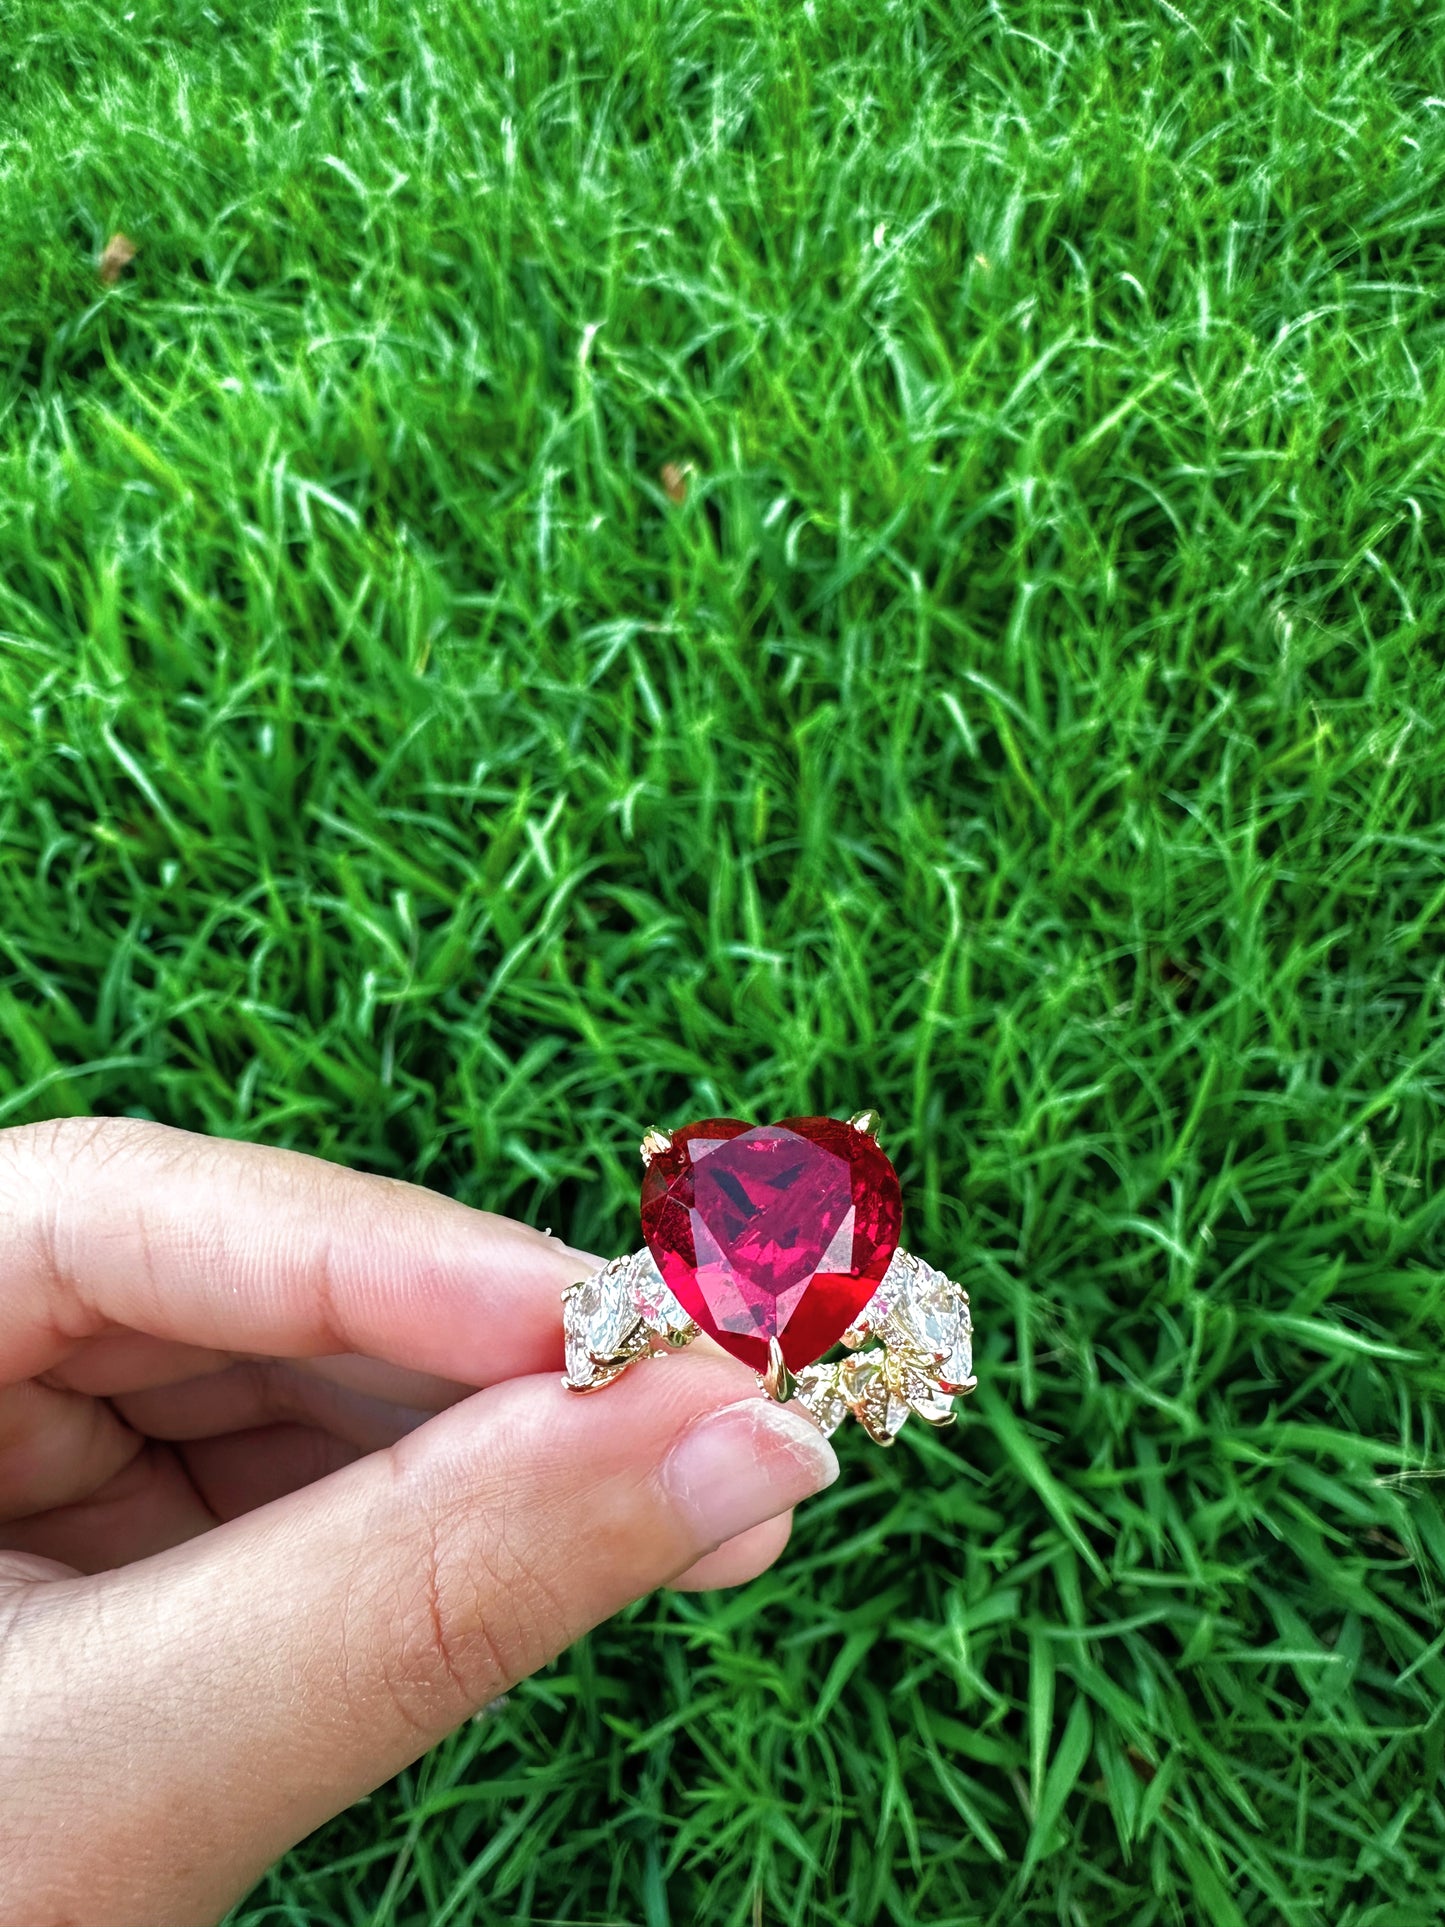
[
  {"left": 562, "top": 1251, "right": 699, "bottom": 1390},
  {"left": 855, "top": 1249, "right": 974, "bottom": 1391},
  {"left": 639, "top": 1115, "right": 902, "bottom": 1371},
  {"left": 562, "top": 1259, "right": 645, "bottom": 1390}
]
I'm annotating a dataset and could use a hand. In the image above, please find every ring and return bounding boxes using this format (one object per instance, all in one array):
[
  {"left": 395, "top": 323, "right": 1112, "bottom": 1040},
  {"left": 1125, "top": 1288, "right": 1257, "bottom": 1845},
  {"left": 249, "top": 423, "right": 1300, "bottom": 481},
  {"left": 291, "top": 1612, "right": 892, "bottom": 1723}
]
[{"left": 561, "top": 1113, "right": 976, "bottom": 1445}]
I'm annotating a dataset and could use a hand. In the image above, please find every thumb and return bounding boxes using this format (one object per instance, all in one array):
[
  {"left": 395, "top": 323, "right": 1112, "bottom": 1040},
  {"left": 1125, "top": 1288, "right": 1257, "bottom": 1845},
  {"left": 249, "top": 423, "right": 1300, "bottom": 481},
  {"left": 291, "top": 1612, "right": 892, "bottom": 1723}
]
[{"left": 5, "top": 1353, "right": 837, "bottom": 1927}]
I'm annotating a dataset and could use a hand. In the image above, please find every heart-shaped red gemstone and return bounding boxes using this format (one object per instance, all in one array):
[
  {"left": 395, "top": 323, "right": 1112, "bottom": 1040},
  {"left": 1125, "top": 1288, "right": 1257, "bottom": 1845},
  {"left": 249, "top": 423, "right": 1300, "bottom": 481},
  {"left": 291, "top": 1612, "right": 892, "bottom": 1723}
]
[{"left": 639, "top": 1115, "right": 902, "bottom": 1371}]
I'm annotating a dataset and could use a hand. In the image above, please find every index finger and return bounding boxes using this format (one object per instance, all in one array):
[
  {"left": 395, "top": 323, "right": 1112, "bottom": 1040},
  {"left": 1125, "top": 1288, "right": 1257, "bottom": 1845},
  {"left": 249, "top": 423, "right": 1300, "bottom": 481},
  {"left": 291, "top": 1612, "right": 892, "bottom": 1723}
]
[{"left": 0, "top": 1118, "right": 599, "bottom": 1384}]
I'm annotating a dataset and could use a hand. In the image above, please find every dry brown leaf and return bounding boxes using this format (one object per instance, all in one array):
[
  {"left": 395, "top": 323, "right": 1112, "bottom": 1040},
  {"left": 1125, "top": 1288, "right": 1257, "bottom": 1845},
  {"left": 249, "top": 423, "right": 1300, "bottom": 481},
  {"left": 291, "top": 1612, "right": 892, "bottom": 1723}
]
[
  {"left": 1126, "top": 1746, "right": 1157, "bottom": 1783},
  {"left": 660, "top": 460, "right": 693, "bottom": 506},
  {"left": 98, "top": 232, "right": 139, "bottom": 287}
]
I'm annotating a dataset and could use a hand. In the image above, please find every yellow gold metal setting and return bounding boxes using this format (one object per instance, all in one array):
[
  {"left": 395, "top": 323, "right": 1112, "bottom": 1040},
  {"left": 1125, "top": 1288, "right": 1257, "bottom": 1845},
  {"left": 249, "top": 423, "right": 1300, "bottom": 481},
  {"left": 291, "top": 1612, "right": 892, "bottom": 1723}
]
[
  {"left": 639, "top": 1127, "right": 672, "bottom": 1165},
  {"left": 847, "top": 1108, "right": 882, "bottom": 1137},
  {"left": 762, "top": 1336, "right": 797, "bottom": 1403}
]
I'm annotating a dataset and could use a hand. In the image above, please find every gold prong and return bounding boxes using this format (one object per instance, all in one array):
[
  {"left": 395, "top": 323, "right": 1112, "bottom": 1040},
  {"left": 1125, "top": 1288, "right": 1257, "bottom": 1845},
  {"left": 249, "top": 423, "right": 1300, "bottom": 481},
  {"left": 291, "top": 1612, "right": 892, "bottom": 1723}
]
[
  {"left": 848, "top": 1109, "right": 882, "bottom": 1138},
  {"left": 762, "top": 1336, "right": 796, "bottom": 1403},
  {"left": 639, "top": 1127, "right": 672, "bottom": 1165},
  {"left": 582, "top": 1316, "right": 651, "bottom": 1376},
  {"left": 852, "top": 1400, "right": 898, "bottom": 1446}
]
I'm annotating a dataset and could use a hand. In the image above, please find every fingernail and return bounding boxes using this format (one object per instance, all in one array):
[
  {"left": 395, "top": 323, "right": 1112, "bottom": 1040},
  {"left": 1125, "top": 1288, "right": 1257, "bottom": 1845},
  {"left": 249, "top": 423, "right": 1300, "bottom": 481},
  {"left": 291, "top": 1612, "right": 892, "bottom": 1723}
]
[{"left": 661, "top": 1397, "right": 840, "bottom": 1549}]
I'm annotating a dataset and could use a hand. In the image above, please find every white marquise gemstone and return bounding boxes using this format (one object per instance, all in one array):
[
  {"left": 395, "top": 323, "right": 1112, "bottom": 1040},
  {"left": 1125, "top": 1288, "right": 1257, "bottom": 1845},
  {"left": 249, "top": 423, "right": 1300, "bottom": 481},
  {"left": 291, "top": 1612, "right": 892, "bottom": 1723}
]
[
  {"left": 873, "top": 1252, "right": 973, "bottom": 1391},
  {"left": 563, "top": 1261, "right": 643, "bottom": 1388}
]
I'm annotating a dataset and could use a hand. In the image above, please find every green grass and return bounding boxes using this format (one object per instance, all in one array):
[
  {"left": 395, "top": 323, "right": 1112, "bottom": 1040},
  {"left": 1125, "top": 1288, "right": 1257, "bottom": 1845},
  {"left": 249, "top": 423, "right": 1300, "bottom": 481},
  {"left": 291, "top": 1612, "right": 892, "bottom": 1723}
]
[{"left": 5, "top": 0, "right": 1445, "bottom": 1919}]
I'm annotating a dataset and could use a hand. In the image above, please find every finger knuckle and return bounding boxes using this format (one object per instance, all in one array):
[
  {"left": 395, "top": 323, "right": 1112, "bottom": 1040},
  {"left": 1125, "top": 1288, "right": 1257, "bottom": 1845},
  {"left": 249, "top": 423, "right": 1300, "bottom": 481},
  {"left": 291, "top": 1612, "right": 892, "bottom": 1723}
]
[
  {"left": 0, "top": 1120, "right": 204, "bottom": 1349},
  {"left": 0, "top": 1114, "right": 155, "bottom": 1183},
  {"left": 0, "top": 1116, "right": 156, "bottom": 1259}
]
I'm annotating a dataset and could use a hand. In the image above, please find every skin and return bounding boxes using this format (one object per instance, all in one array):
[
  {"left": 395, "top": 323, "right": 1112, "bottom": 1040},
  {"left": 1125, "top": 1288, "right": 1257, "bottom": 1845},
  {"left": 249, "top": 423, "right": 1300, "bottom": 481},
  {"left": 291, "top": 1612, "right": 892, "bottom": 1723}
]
[{"left": 0, "top": 1117, "right": 837, "bottom": 1927}]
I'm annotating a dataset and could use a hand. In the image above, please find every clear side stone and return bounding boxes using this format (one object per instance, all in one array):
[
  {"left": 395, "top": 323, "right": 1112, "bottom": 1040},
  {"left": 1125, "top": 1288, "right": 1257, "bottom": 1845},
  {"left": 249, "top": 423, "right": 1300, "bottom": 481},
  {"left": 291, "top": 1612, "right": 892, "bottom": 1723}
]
[
  {"left": 563, "top": 1261, "right": 647, "bottom": 1388},
  {"left": 792, "top": 1361, "right": 850, "bottom": 1437},
  {"left": 879, "top": 1253, "right": 973, "bottom": 1392},
  {"left": 847, "top": 1250, "right": 908, "bottom": 1343},
  {"left": 629, "top": 1250, "right": 697, "bottom": 1340}
]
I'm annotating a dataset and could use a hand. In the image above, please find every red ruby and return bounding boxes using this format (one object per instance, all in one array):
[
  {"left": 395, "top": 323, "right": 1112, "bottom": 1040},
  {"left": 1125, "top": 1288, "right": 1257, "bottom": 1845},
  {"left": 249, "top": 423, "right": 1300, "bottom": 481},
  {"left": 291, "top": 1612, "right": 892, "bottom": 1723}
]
[{"left": 639, "top": 1116, "right": 902, "bottom": 1372}]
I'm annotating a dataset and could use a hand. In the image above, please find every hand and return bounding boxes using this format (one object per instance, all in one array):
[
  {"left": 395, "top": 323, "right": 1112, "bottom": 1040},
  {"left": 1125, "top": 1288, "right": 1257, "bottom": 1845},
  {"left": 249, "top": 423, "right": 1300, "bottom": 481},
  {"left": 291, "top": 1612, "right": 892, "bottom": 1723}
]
[{"left": 0, "top": 1119, "right": 838, "bottom": 1926}]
